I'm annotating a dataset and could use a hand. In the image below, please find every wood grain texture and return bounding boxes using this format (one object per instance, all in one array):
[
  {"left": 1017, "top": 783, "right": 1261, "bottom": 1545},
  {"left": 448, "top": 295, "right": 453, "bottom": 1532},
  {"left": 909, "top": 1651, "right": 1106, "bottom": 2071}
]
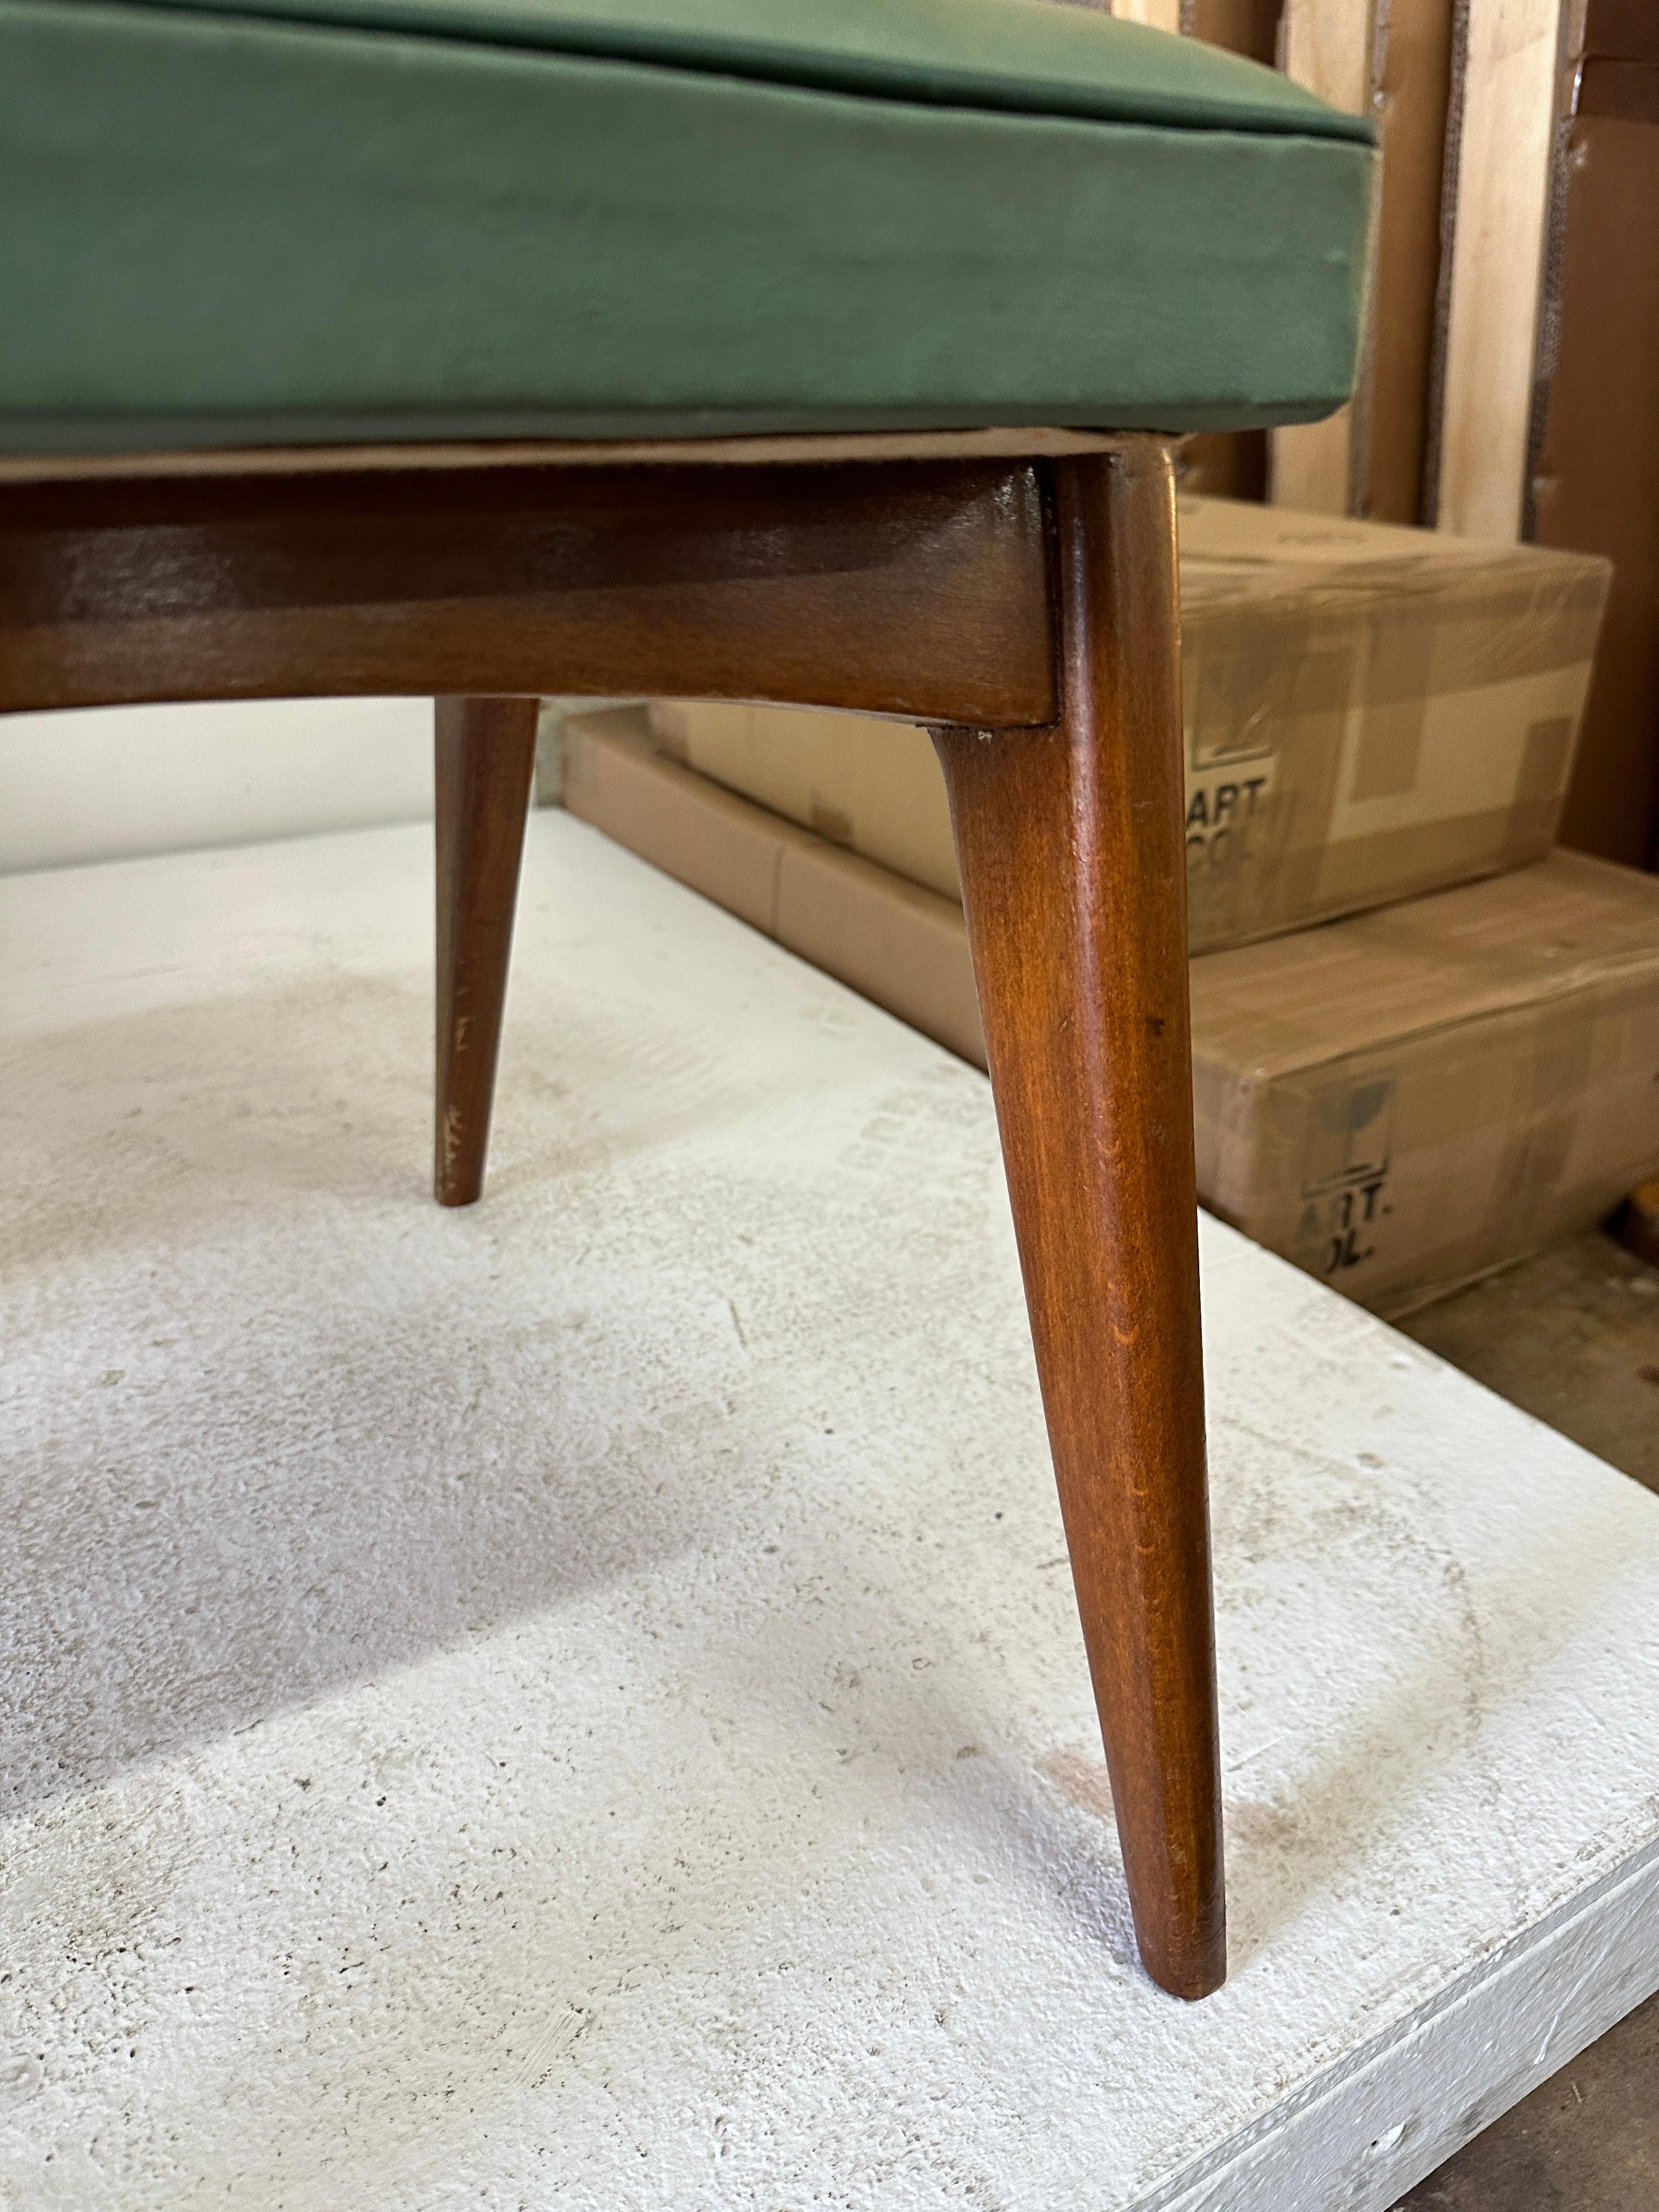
[
  {"left": 0, "top": 459, "right": 1054, "bottom": 726},
  {"left": 933, "top": 445, "right": 1224, "bottom": 1999},
  {"left": 2, "top": 428, "right": 1219, "bottom": 1996},
  {"left": 1270, "top": 0, "right": 1376, "bottom": 517},
  {"left": 1431, "top": 0, "right": 1561, "bottom": 540},
  {"left": 1363, "top": 0, "right": 1454, "bottom": 524},
  {"left": 434, "top": 696, "right": 539, "bottom": 1207}
]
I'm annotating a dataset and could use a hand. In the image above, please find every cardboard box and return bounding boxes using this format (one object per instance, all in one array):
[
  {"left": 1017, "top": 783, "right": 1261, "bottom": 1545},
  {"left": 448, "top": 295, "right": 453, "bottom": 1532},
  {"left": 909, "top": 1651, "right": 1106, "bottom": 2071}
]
[
  {"left": 566, "top": 708, "right": 1659, "bottom": 1315},
  {"left": 649, "top": 494, "right": 1610, "bottom": 956},
  {"left": 1190, "top": 849, "right": 1659, "bottom": 1314}
]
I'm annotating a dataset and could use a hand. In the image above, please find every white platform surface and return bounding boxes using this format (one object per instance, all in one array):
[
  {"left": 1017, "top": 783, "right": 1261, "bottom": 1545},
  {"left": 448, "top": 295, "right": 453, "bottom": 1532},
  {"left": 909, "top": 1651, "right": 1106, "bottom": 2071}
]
[{"left": 4, "top": 816, "right": 1659, "bottom": 2212}]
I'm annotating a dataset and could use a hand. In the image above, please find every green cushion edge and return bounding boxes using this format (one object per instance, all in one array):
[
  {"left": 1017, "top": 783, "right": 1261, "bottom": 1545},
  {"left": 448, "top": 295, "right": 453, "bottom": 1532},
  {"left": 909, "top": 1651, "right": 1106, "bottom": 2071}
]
[
  {"left": 109, "top": 0, "right": 1379, "bottom": 145},
  {"left": 1, "top": 0, "right": 1377, "bottom": 455}
]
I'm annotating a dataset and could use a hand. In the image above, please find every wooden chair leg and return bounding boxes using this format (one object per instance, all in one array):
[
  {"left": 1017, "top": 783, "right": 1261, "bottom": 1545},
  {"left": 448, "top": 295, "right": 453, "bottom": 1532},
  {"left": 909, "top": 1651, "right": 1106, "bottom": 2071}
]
[
  {"left": 434, "top": 694, "right": 539, "bottom": 1207},
  {"left": 933, "top": 446, "right": 1223, "bottom": 1999}
]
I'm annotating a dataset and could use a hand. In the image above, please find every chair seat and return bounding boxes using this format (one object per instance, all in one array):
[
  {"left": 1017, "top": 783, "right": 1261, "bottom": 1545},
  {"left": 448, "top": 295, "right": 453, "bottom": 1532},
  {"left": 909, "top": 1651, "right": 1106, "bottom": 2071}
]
[{"left": 1, "top": 0, "right": 1375, "bottom": 458}]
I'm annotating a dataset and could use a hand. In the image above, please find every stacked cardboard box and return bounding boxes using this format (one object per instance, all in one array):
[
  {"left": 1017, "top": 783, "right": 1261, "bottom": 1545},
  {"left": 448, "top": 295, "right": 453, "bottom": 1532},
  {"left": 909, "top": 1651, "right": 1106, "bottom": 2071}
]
[
  {"left": 558, "top": 499, "right": 1652, "bottom": 1315},
  {"left": 1190, "top": 854, "right": 1659, "bottom": 1313},
  {"left": 648, "top": 498, "right": 1610, "bottom": 955}
]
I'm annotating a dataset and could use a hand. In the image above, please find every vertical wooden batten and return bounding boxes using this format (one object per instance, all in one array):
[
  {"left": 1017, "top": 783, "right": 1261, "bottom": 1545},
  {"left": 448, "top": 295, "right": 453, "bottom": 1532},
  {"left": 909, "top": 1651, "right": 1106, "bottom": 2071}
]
[
  {"left": 1429, "top": 0, "right": 1567, "bottom": 541},
  {"left": 1364, "top": 0, "right": 1455, "bottom": 522},
  {"left": 1270, "top": 0, "right": 1378, "bottom": 516},
  {"left": 1164, "top": 0, "right": 1284, "bottom": 501},
  {"left": 1120, "top": 0, "right": 1452, "bottom": 525}
]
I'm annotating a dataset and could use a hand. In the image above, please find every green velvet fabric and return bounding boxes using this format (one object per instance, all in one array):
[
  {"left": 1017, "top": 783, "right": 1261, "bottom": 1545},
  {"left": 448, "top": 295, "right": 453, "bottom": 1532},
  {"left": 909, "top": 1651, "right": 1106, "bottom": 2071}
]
[{"left": 0, "top": 0, "right": 1377, "bottom": 456}]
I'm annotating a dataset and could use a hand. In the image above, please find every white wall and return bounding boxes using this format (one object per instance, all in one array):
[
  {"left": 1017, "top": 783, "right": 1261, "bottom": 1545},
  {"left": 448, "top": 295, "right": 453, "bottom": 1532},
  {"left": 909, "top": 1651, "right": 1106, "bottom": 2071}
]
[{"left": 0, "top": 698, "right": 435, "bottom": 876}]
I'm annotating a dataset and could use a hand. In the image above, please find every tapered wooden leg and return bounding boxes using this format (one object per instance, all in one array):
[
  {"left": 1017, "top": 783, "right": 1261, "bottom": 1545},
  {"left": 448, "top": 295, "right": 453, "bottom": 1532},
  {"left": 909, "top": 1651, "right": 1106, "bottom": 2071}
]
[
  {"left": 933, "top": 445, "right": 1223, "bottom": 1999},
  {"left": 434, "top": 695, "right": 539, "bottom": 1207}
]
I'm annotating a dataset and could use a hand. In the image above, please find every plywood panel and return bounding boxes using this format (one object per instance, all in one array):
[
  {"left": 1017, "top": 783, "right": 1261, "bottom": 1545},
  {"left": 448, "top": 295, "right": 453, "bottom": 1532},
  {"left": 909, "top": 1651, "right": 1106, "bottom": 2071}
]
[
  {"left": 1434, "top": 0, "right": 1565, "bottom": 541},
  {"left": 1271, "top": 0, "right": 1377, "bottom": 515},
  {"left": 1113, "top": 0, "right": 1183, "bottom": 29},
  {"left": 1365, "top": 0, "right": 1455, "bottom": 522}
]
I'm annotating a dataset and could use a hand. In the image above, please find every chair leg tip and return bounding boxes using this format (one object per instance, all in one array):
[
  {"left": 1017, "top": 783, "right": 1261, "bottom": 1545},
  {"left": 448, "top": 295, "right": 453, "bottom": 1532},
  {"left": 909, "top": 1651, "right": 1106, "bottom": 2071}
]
[{"left": 1144, "top": 1930, "right": 1227, "bottom": 2002}]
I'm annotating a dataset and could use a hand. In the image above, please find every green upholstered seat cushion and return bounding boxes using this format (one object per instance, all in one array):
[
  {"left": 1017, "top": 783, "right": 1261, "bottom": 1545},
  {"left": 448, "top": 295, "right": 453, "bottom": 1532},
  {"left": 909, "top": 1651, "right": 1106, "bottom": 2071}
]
[{"left": 0, "top": 0, "right": 1376, "bottom": 456}]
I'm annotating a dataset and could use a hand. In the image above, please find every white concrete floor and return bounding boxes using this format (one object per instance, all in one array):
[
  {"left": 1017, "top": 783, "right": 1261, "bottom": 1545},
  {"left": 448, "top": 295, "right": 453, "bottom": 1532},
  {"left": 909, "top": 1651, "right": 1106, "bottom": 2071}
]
[{"left": 5, "top": 816, "right": 1659, "bottom": 2211}]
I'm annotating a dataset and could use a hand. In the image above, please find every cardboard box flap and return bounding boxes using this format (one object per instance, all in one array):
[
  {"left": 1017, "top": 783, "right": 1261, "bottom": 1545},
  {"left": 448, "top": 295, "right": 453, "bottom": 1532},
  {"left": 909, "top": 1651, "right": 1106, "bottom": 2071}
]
[
  {"left": 1179, "top": 494, "right": 1610, "bottom": 606},
  {"left": 1190, "top": 850, "right": 1659, "bottom": 1081},
  {"left": 1178, "top": 499, "right": 1610, "bottom": 701}
]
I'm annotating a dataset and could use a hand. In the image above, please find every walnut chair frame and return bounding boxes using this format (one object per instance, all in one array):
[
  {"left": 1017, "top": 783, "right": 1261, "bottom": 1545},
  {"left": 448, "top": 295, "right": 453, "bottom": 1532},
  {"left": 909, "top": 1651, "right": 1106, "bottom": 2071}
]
[{"left": 0, "top": 429, "right": 1222, "bottom": 1999}]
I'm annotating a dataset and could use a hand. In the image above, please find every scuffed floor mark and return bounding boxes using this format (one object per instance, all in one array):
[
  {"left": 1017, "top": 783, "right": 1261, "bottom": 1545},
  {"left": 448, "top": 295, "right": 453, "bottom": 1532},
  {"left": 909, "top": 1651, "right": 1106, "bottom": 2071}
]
[
  {"left": 509, "top": 2001, "right": 593, "bottom": 2093},
  {"left": 1040, "top": 1746, "right": 1116, "bottom": 1824}
]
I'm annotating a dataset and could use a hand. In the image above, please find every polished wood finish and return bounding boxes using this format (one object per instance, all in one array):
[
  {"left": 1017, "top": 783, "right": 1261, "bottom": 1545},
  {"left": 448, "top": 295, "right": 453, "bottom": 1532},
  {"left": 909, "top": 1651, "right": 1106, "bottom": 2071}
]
[
  {"left": 6, "top": 430, "right": 1223, "bottom": 1997},
  {"left": 434, "top": 696, "right": 540, "bottom": 1207},
  {"left": 0, "top": 459, "right": 1053, "bottom": 726},
  {"left": 933, "top": 446, "right": 1223, "bottom": 1999}
]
